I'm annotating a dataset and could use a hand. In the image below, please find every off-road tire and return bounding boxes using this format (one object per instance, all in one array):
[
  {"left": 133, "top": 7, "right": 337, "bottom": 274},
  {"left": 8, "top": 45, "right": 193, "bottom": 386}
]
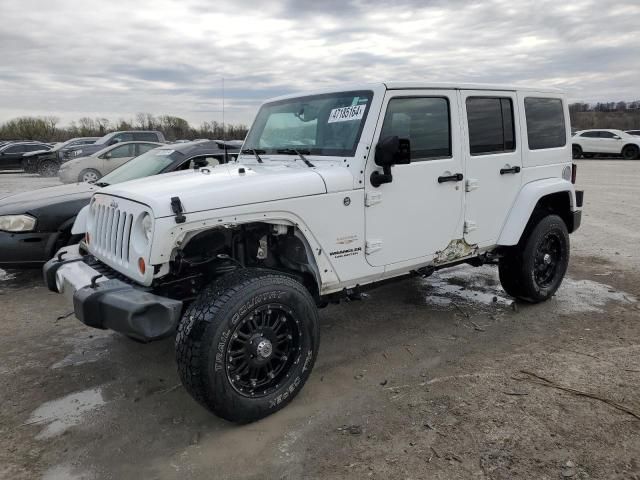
[
  {"left": 572, "top": 145, "right": 582, "bottom": 159},
  {"left": 622, "top": 145, "right": 639, "bottom": 160},
  {"left": 38, "top": 160, "right": 58, "bottom": 177},
  {"left": 78, "top": 168, "right": 101, "bottom": 183},
  {"left": 498, "top": 214, "right": 570, "bottom": 303},
  {"left": 175, "top": 269, "right": 319, "bottom": 423}
]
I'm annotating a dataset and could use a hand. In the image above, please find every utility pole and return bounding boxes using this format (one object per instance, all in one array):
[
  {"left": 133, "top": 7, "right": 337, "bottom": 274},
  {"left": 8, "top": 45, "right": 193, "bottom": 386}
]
[{"left": 222, "top": 77, "right": 228, "bottom": 163}]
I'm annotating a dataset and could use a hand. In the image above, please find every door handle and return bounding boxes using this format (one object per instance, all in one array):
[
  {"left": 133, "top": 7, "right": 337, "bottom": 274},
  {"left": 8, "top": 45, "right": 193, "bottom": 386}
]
[
  {"left": 500, "top": 166, "right": 521, "bottom": 175},
  {"left": 438, "top": 173, "right": 463, "bottom": 183}
]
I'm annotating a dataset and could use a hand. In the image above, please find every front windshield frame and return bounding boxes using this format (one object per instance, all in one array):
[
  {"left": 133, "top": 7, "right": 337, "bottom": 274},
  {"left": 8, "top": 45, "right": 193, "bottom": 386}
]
[
  {"left": 243, "top": 90, "right": 374, "bottom": 157},
  {"left": 99, "top": 148, "right": 182, "bottom": 185}
]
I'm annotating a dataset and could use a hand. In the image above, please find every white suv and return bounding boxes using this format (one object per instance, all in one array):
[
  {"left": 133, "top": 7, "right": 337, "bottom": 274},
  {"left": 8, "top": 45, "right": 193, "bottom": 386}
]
[
  {"left": 572, "top": 129, "right": 640, "bottom": 160},
  {"left": 44, "top": 83, "right": 584, "bottom": 422}
]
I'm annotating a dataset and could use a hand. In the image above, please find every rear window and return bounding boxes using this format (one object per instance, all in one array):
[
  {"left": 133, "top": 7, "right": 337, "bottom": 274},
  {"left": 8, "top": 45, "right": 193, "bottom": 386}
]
[
  {"left": 466, "top": 97, "right": 515, "bottom": 155},
  {"left": 524, "top": 97, "right": 566, "bottom": 150}
]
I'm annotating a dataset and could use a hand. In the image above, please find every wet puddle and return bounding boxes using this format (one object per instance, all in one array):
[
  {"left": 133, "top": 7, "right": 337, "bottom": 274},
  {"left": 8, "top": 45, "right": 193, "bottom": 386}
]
[
  {"left": 420, "top": 265, "right": 636, "bottom": 314},
  {"left": 26, "top": 387, "right": 106, "bottom": 440}
]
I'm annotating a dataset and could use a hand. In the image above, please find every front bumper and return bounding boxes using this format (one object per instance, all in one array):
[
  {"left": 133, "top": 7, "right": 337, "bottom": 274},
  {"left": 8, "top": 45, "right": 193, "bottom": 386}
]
[{"left": 43, "top": 245, "right": 183, "bottom": 342}]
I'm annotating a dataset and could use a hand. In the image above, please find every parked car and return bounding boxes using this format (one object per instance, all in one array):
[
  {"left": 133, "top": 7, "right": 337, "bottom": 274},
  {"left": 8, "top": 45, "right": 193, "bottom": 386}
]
[
  {"left": 0, "top": 142, "right": 51, "bottom": 171},
  {"left": 22, "top": 137, "right": 100, "bottom": 175},
  {"left": 45, "top": 83, "right": 583, "bottom": 423},
  {"left": 572, "top": 129, "right": 640, "bottom": 159},
  {"left": 0, "top": 141, "right": 238, "bottom": 268},
  {"left": 626, "top": 130, "right": 640, "bottom": 137},
  {"left": 63, "top": 130, "right": 166, "bottom": 160},
  {"left": 58, "top": 141, "right": 163, "bottom": 183}
]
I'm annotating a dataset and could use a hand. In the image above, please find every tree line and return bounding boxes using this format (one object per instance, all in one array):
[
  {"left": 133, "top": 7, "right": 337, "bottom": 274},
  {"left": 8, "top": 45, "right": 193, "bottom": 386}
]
[
  {"left": 569, "top": 101, "right": 640, "bottom": 131},
  {"left": 0, "top": 114, "right": 248, "bottom": 142}
]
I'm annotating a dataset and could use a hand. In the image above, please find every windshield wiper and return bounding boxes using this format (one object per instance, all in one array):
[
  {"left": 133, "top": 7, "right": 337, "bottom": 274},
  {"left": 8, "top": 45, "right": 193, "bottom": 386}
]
[
  {"left": 276, "top": 148, "right": 315, "bottom": 168},
  {"left": 241, "top": 148, "right": 264, "bottom": 163}
]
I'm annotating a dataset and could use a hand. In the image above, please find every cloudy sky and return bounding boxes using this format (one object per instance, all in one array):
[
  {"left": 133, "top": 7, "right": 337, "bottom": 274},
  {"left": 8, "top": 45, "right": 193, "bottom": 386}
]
[{"left": 0, "top": 0, "right": 638, "bottom": 127}]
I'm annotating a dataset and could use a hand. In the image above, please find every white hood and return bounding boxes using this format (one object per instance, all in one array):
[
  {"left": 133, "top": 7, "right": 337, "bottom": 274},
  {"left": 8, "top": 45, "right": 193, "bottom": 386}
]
[{"left": 100, "top": 162, "right": 353, "bottom": 218}]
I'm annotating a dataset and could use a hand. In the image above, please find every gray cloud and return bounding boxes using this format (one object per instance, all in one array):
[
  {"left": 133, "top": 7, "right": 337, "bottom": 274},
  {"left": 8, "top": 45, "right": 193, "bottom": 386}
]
[{"left": 0, "top": 0, "right": 638, "bottom": 127}]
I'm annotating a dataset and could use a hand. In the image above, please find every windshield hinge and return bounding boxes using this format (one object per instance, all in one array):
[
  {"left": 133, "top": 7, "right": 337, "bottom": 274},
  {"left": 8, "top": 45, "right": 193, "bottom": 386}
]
[{"left": 171, "top": 196, "right": 186, "bottom": 224}]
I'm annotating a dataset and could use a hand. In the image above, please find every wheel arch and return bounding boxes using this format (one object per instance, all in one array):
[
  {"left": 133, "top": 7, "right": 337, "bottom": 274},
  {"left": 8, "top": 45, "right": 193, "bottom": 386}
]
[
  {"left": 498, "top": 178, "right": 578, "bottom": 246},
  {"left": 173, "top": 219, "right": 327, "bottom": 299}
]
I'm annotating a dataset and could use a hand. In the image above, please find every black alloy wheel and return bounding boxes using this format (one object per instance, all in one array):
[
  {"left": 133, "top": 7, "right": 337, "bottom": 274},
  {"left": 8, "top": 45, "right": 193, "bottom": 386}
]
[
  {"left": 226, "top": 303, "right": 301, "bottom": 397},
  {"left": 533, "top": 232, "right": 562, "bottom": 289}
]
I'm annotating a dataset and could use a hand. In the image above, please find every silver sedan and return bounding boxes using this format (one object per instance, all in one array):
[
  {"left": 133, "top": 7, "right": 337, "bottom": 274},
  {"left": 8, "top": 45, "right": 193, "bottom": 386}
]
[{"left": 58, "top": 141, "right": 163, "bottom": 183}]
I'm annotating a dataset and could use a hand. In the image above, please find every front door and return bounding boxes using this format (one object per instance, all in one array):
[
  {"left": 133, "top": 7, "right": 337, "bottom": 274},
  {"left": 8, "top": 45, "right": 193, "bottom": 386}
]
[
  {"left": 102, "top": 143, "right": 135, "bottom": 174},
  {"left": 364, "top": 90, "right": 465, "bottom": 267},
  {"left": 460, "top": 90, "right": 523, "bottom": 247}
]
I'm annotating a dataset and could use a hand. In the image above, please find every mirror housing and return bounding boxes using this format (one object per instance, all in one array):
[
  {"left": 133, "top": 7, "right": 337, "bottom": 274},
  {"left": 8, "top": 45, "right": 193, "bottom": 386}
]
[
  {"left": 371, "top": 136, "right": 410, "bottom": 187},
  {"left": 375, "top": 136, "right": 410, "bottom": 167}
]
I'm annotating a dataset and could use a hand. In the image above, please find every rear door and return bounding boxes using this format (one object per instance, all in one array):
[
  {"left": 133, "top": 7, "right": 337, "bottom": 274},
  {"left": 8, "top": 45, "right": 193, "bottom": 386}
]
[
  {"left": 579, "top": 131, "right": 599, "bottom": 152},
  {"left": 461, "top": 90, "right": 522, "bottom": 248}
]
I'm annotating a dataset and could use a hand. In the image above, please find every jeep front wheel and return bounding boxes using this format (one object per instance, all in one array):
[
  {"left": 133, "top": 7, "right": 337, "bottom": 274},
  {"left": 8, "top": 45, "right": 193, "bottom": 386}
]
[
  {"left": 499, "top": 214, "right": 570, "bottom": 303},
  {"left": 175, "top": 269, "right": 319, "bottom": 423}
]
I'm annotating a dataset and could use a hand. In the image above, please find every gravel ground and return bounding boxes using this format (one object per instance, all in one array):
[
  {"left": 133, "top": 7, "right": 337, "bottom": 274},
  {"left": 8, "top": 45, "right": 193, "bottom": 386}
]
[{"left": 0, "top": 161, "right": 638, "bottom": 480}]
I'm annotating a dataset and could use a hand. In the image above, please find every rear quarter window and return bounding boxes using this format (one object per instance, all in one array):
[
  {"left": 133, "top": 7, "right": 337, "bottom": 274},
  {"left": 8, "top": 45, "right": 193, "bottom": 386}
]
[{"left": 524, "top": 97, "right": 566, "bottom": 150}]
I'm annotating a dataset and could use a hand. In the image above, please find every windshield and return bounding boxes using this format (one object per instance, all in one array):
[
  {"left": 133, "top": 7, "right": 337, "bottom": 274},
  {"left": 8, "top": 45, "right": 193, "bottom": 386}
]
[
  {"left": 243, "top": 90, "right": 373, "bottom": 157},
  {"left": 100, "top": 148, "right": 182, "bottom": 185}
]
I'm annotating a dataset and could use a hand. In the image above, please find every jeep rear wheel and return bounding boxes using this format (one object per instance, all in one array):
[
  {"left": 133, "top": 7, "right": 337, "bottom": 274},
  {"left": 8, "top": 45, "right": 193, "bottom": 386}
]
[
  {"left": 499, "top": 214, "right": 569, "bottom": 303},
  {"left": 175, "top": 269, "right": 319, "bottom": 423},
  {"left": 622, "top": 145, "right": 639, "bottom": 160}
]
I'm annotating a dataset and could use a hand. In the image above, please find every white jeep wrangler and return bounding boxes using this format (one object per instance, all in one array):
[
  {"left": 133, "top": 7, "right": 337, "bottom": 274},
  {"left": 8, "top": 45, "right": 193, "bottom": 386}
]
[{"left": 44, "top": 83, "right": 584, "bottom": 422}]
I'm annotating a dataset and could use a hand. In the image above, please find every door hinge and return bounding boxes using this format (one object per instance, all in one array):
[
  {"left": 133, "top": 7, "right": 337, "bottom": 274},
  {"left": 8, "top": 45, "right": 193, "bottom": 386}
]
[
  {"left": 365, "top": 191, "right": 382, "bottom": 207},
  {"left": 465, "top": 179, "right": 479, "bottom": 192},
  {"left": 464, "top": 221, "right": 477, "bottom": 234},
  {"left": 365, "top": 239, "right": 383, "bottom": 254}
]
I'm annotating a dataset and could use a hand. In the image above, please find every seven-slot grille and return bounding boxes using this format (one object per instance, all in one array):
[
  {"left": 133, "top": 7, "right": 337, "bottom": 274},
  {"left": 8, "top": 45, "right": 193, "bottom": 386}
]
[{"left": 91, "top": 203, "right": 134, "bottom": 264}]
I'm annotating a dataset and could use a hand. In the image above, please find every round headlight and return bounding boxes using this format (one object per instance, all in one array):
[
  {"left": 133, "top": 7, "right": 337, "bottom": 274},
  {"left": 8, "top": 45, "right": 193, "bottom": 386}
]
[
  {"left": 0, "top": 214, "right": 36, "bottom": 232},
  {"left": 141, "top": 213, "right": 152, "bottom": 241}
]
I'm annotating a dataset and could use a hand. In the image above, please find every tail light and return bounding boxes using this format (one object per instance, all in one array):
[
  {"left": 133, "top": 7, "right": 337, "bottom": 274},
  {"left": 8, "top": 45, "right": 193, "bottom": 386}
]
[{"left": 571, "top": 163, "right": 577, "bottom": 184}]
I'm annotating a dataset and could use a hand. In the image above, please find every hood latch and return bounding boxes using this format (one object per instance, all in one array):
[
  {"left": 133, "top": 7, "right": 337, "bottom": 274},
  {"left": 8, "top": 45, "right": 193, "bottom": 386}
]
[{"left": 171, "top": 196, "right": 186, "bottom": 224}]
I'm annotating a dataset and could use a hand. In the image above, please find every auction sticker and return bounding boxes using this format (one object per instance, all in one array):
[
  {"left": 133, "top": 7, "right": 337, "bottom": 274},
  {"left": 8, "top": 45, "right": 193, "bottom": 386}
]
[{"left": 328, "top": 105, "right": 366, "bottom": 123}]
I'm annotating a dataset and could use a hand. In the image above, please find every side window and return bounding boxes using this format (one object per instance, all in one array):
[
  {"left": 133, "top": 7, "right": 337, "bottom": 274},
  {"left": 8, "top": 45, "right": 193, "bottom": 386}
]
[
  {"left": 134, "top": 132, "right": 159, "bottom": 141},
  {"left": 110, "top": 133, "right": 133, "bottom": 144},
  {"left": 379, "top": 97, "right": 451, "bottom": 161},
  {"left": 4, "top": 145, "right": 25, "bottom": 154},
  {"left": 136, "top": 143, "right": 157, "bottom": 155},
  {"left": 524, "top": 97, "right": 566, "bottom": 150},
  {"left": 580, "top": 131, "right": 598, "bottom": 138},
  {"left": 466, "top": 97, "right": 515, "bottom": 155},
  {"left": 598, "top": 131, "right": 615, "bottom": 139},
  {"left": 108, "top": 144, "right": 134, "bottom": 158}
]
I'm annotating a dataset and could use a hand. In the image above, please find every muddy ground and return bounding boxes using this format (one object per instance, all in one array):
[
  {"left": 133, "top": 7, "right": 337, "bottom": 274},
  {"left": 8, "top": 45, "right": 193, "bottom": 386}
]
[{"left": 0, "top": 160, "right": 638, "bottom": 480}]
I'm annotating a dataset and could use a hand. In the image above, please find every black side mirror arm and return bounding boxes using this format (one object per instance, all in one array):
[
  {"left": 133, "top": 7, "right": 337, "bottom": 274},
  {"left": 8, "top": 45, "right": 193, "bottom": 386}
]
[{"left": 370, "top": 166, "right": 393, "bottom": 187}]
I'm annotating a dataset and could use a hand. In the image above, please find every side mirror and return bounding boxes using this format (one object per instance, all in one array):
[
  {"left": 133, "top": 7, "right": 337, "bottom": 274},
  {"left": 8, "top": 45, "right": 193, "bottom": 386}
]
[
  {"left": 613, "top": 135, "right": 621, "bottom": 140},
  {"left": 370, "top": 136, "right": 410, "bottom": 187}
]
